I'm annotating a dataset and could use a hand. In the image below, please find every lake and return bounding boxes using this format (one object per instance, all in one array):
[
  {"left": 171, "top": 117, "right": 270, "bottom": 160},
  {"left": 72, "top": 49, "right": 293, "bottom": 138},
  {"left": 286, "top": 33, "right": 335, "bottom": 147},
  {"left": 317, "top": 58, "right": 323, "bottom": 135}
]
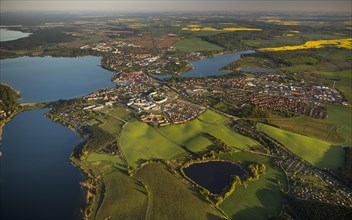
[
  {"left": 0, "top": 28, "right": 32, "bottom": 42},
  {"left": 183, "top": 161, "right": 246, "bottom": 195},
  {"left": 0, "top": 109, "right": 82, "bottom": 220},
  {"left": 0, "top": 56, "right": 115, "bottom": 102},
  {"left": 153, "top": 50, "right": 255, "bottom": 79},
  {"left": 0, "top": 56, "right": 115, "bottom": 219}
]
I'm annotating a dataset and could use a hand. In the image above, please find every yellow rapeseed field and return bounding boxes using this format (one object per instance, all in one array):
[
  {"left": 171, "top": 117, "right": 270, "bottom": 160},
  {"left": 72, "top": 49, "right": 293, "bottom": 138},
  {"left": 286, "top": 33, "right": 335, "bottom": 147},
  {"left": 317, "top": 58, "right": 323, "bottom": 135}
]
[
  {"left": 201, "top": 27, "right": 219, "bottom": 31},
  {"left": 181, "top": 27, "right": 203, "bottom": 31},
  {"left": 259, "top": 38, "right": 352, "bottom": 51}
]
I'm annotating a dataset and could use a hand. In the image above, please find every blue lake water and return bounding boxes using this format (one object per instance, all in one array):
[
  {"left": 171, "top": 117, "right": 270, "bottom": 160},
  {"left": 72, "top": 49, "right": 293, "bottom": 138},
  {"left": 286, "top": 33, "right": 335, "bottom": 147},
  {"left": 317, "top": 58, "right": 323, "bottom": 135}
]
[
  {"left": 0, "top": 28, "right": 32, "bottom": 42},
  {"left": 153, "top": 50, "right": 255, "bottom": 79},
  {"left": 0, "top": 56, "right": 115, "bottom": 102},
  {"left": 0, "top": 56, "right": 115, "bottom": 219},
  {"left": 0, "top": 109, "right": 82, "bottom": 220},
  {"left": 183, "top": 161, "right": 246, "bottom": 195}
]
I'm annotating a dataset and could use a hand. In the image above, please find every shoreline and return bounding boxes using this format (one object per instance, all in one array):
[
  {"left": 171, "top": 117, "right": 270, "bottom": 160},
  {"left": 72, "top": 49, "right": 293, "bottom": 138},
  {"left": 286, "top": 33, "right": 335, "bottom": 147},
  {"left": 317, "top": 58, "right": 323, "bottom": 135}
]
[
  {"left": 0, "top": 124, "right": 3, "bottom": 143},
  {"left": 0, "top": 114, "right": 16, "bottom": 144},
  {"left": 45, "top": 113, "right": 91, "bottom": 219}
]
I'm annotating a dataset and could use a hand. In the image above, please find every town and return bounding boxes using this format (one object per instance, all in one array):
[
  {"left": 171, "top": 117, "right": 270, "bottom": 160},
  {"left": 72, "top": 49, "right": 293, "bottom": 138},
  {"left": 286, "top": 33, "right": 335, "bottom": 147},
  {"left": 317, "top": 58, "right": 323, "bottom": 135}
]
[{"left": 44, "top": 36, "right": 352, "bottom": 218}]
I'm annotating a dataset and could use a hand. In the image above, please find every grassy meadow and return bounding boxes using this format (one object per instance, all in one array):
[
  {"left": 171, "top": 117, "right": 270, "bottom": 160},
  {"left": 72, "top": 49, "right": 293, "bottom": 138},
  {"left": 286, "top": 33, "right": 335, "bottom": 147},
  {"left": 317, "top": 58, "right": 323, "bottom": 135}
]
[
  {"left": 136, "top": 163, "right": 221, "bottom": 220},
  {"left": 266, "top": 115, "right": 344, "bottom": 144},
  {"left": 95, "top": 171, "right": 148, "bottom": 220},
  {"left": 257, "top": 123, "right": 345, "bottom": 169},
  {"left": 95, "top": 107, "right": 132, "bottom": 135},
  {"left": 158, "top": 110, "right": 257, "bottom": 150},
  {"left": 97, "top": 115, "right": 124, "bottom": 135},
  {"left": 120, "top": 110, "right": 258, "bottom": 167},
  {"left": 119, "top": 121, "right": 185, "bottom": 168},
  {"left": 266, "top": 104, "right": 352, "bottom": 148},
  {"left": 83, "top": 153, "right": 148, "bottom": 220}
]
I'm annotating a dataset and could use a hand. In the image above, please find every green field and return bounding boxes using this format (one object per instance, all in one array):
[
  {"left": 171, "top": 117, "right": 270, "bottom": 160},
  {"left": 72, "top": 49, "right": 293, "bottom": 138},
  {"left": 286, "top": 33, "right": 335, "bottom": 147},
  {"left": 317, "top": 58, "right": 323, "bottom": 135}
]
[
  {"left": 96, "top": 107, "right": 131, "bottom": 135},
  {"left": 84, "top": 153, "right": 148, "bottom": 220},
  {"left": 267, "top": 104, "right": 352, "bottom": 148},
  {"left": 257, "top": 123, "right": 345, "bottom": 169},
  {"left": 327, "top": 104, "right": 352, "bottom": 147},
  {"left": 96, "top": 171, "right": 148, "bottom": 220},
  {"left": 84, "top": 152, "right": 125, "bottom": 175},
  {"left": 173, "top": 38, "right": 223, "bottom": 52},
  {"left": 120, "top": 110, "right": 258, "bottom": 167},
  {"left": 98, "top": 115, "right": 124, "bottom": 135},
  {"left": 136, "top": 163, "right": 221, "bottom": 220},
  {"left": 119, "top": 121, "right": 186, "bottom": 168},
  {"left": 266, "top": 116, "right": 344, "bottom": 144},
  {"left": 158, "top": 110, "right": 257, "bottom": 151},
  {"left": 86, "top": 152, "right": 123, "bottom": 167},
  {"left": 107, "top": 107, "right": 131, "bottom": 120},
  {"left": 219, "top": 152, "right": 286, "bottom": 220}
]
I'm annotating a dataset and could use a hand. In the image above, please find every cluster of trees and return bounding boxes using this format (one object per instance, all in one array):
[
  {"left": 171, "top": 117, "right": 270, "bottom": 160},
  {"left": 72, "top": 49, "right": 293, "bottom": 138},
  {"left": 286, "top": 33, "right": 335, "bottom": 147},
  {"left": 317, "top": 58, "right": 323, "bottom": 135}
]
[
  {"left": 221, "top": 56, "right": 274, "bottom": 71},
  {"left": 248, "top": 163, "right": 266, "bottom": 181},
  {"left": 85, "top": 126, "right": 116, "bottom": 151},
  {"left": 244, "top": 50, "right": 323, "bottom": 67},
  {"left": 73, "top": 126, "right": 116, "bottom": 159},
  {"left": 239, "top": 105, "right": 271, "bottom": 118},
  {"left": 83, "top": 177, "right": 101, "bottom": 219},
  {"left": 201, "top": 132, "right": 230, "bottom": 152},
  {"left": 0, "top": 83, "right": 19, "bottom": 114},
  {"left": 216, "top": 176, "right": 242, "bottom": 206},
  {"left": 200, "top": 30, "right": 280, "bottom": 51},
  {"left": 161, "top": 61, "right": 190, "bottom": 75},
  {"left": 216, "top": 163, "right": 267, "bottom": 206},
  {"left": 217, "top": 102, "right": 271, "bottom": 119}
]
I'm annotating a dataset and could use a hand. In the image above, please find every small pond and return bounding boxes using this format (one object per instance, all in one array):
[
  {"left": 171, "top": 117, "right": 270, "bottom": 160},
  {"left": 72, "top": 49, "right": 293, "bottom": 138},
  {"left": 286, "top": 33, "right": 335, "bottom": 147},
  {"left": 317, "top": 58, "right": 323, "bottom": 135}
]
[{"left": 183, "top": 161, "right": 246, "bottom": 195}]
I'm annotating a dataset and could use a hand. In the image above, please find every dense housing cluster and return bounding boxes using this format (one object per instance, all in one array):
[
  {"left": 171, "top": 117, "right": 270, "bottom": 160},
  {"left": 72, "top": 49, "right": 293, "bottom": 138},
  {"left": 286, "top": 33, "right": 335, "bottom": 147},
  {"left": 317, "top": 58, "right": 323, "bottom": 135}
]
[
  {"left": 170, "top": 72, "right": 348, "bottom": 119},
  {"left": 82, "top": 40, "right": 200, "bottom": 76}
]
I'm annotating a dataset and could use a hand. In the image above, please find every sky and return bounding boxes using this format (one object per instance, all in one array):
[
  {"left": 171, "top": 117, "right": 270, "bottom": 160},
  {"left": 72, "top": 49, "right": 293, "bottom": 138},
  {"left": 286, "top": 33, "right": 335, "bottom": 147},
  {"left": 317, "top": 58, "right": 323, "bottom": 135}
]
[{"left": 1, "top": 0, "right": 351, "bottom": 13}]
